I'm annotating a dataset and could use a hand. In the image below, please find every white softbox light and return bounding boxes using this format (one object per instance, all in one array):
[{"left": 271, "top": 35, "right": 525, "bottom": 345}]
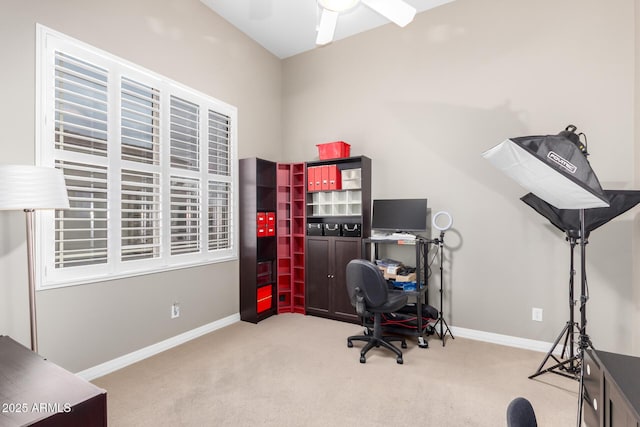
[{"left": 482, "top": 133, "right": 609, "bottom": 209}]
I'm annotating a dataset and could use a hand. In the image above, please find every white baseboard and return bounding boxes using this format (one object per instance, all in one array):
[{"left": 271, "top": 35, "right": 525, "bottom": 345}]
[
  {"left": 450, "top": 325, "right": 563, "bottom": 355},
  {"left": 76, "top": 313, "right": 240, "bottom": 381}
]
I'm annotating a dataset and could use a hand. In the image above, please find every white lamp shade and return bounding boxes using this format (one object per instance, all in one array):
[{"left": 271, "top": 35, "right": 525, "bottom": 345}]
[
  {"left": 0, "top": 165, "right": 70, "bottom": 210},
  {"left": 482, "top": 139, "right": 609, "bottom": 209}
]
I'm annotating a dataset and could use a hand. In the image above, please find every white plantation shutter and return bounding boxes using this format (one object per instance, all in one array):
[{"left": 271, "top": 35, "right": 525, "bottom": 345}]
[
  {"left": 53, "top": 50, "right": 110, "bottom": 270},
  {"left": 208, "top": 110, "right": 230, "bottom": 175},
  {"left": 54, "top": 161, "right": 108, "bottom": 268},
  {"left": 54, "top": 52, "right": 108, "bottom": 157},
  {"left": 170, "top": 96, "right": 199, "bottom": 171},
  {"left": 120, "top": 77, "right": 162, "bottom": 262},
  {"left": 121, "top": 77, "right": 160, "bottom": 165},
  {"left": 38, "top": 26, "right": 237, "bottom": 288},
  {"left": 207, "top": 109, "right": 232, "bottom": 251},
  {"left": 121, "top": 170, "right": 161, "bottom": 261},
  {"left": 208, "top": 181, "right": 231, "bottom": 250},
  {"left": 170, "top": 176, "right": 200, "bottom": 254}
]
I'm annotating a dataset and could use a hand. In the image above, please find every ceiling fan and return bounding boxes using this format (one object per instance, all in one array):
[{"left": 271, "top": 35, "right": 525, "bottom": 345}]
[{"left": 316, "top": 0, "right": 417, "bottom": 45}]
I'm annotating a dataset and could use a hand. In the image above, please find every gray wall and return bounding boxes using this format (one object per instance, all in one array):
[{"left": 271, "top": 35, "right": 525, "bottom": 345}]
[
  {"left": 281, "top": 0, "right": 640, "bottom": 355},
  {"left": 0, "top": 0, "right": 282, "bottom": 372}
]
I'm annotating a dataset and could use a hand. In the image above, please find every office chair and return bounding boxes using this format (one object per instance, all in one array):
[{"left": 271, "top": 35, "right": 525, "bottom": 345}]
[
  {"left": 346, "top": 259, "right": 409, "bottom": 364},
  {"left": 506, "top": 397, "right": 538, "bottom": 427}
]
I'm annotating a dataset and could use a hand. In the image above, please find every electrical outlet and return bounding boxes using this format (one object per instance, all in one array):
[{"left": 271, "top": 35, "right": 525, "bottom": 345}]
[
  {"left": 532, "top": 307, "right": 543, "bottom": 322},
  {"left": 171, "top": 302, "right": 180, "bottom": 319}
]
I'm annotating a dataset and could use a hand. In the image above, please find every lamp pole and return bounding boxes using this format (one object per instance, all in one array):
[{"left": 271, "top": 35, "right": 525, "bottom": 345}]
[
  {"left": 25, "top": 209, "right": 39, "bottom": 352},
  {"left": 0, "top": 165, "right": 70, "bottom": 354}
]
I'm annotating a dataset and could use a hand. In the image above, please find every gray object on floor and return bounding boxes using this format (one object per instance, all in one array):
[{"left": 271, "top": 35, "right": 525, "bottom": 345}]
[{"left": 506, "top": 397, "right": 538, "bottom": 427}]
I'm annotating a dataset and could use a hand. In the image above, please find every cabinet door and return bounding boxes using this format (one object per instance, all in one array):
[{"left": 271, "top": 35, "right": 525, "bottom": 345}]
[
  {"left": 306, "top": 238, "right": 330, "bottom": 315},
  {"left": 605, "top": 380, "right": 638, "bottom": 427},
  {"left": 331, "top": 238, "right": 360, "bottom": 322}
]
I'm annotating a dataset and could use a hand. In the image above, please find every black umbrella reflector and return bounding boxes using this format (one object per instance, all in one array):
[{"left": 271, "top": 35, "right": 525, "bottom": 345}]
[
  {"left": 521, "top": 190, "right": 640, "bottom": 239},
  {"left": 483, "top": 131, "right": 609, "bottom": 209}
]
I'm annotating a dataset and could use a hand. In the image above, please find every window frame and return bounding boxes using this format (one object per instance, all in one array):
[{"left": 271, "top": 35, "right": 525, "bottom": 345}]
[{"left": 35, "top": 24, "right": 238, "bottom": 289}]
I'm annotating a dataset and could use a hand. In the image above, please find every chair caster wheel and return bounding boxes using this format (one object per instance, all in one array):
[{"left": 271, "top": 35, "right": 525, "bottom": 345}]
[
  {"left": 397, "top": 357, "right": 403, "bottom": 364},
  {"left": 347, "top": 340, "right": 353, "bottom": 348},
  {"left": 401, "top": 341, "right": 407, "bottom": 349},
  {"left": 360, "top": 356, "right": 366, "bottom": 363}
]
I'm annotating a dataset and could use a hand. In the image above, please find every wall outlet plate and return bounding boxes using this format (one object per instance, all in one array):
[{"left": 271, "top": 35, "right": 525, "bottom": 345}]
[
  {"left": 532, "top": 307, "right": 543, "bottom": 322},
  {"left": 171, "top": 303, "right": 180, "bottom": 319}
]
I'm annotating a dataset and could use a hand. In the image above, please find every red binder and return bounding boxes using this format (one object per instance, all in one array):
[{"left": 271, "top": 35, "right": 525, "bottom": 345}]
[
  {"left": 314, "top": 166, "right": 322, "bottom": 190},
  {"left": 257, "top": 212, "right": 267, "bottom": 237},
  {"left": 328, "top": 165, "right": 341, "bottom": 190},
  {"left": 307, "top": 167, "right": 315, "bottom": 192},
  {"left": 266, "top": 211, "right": 276, "bottom": 236},
  {"left": 321, "top": 165, "right": 329, "bottom": 191}
]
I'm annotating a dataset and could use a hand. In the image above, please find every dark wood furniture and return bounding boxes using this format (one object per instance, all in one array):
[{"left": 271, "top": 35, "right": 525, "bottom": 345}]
[
  {"left": 583, "top": 348, "right": 640, "bottom": 427},
  {"left": 306, "top": 236, "right": 362, "bottom": 322},
  {"left": 239, "top": 157, "right": 278, "bottom": 323},
  {"left": 305, "top": 156, "right": 371, "bottom": 323},
  {"left": 0, "top": 336, "right": 107, "bottom": 427}
]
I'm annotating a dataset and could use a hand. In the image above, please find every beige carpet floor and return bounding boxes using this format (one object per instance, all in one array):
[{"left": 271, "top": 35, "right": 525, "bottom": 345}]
[{"left": 93, "top": 314, "right": 579, "bottom": 426}]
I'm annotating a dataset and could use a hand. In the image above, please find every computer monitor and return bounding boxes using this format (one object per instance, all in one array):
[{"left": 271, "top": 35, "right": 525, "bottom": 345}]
[{"left": 372, "top": 198, "right": 428, "bottom": 232}]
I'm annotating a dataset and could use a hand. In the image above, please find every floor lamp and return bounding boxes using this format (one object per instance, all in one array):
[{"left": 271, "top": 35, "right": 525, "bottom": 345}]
[
  {"left": 482, "top": 125, "right": 610, "bottom": 427},
  {"left": 0, "top": 165, "right": 69, "bottom": 353}
]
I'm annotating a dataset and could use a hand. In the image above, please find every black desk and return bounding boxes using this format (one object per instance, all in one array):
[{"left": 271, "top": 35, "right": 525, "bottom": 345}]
[
  {"left": 583, "top": 348, "right": 640, "bottom": 427},
  {"left": 0, "top": 336, "right": 107, "bottom": 426},
  {"left": 362, "top": 237, "right": 431, "bottom": 347}
]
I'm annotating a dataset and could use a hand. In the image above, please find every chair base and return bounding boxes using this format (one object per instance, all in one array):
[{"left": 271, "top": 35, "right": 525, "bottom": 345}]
[{"left": 347, "top": 329, "right": 406, "bottom": 364}]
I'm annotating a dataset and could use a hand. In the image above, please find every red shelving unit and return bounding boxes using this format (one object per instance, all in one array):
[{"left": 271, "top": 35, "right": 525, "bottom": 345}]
[
  {"left": 276, "top": 162, "right": 306, "bottom": 314},
  {"left": 291, "top": 163, "right": 306, "bottom": 314}
]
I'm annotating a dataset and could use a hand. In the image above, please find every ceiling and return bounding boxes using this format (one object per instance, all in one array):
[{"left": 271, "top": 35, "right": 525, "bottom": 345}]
[{"left": 200, "top": 0, "right": 455, "bottom": 59}]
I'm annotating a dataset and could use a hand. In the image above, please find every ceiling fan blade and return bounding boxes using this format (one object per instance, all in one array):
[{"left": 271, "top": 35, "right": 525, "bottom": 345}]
[
  {"left": 316, "top": 8, "right": 339, "bottom": 45},
  {"left": 361, "top": 0, "right": 417, "bottom": 27}
]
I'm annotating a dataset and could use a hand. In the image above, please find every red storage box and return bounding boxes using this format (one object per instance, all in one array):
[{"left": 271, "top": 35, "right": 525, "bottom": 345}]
[
  {"left": 257, "top": 286, "right": 272, "bottom": 313},
  {"left": 317, "top": 141, "right": 351, "bottom": 160}
]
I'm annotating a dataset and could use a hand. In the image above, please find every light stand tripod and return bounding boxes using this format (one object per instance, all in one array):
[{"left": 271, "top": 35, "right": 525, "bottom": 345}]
[
  {"left": 483, "top": 127, "right": 640, "bottom": 427},
  {"left": 528, "top": 231, "right": 581, "bottom": 381},
  {"left": 432, "top": 231, "right": 454, "bottom": 347}
]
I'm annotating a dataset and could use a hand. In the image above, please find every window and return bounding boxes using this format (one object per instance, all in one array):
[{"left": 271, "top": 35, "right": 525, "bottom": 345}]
[{"left": 36, "top": 25, "right": 238, "bottom": 288}]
